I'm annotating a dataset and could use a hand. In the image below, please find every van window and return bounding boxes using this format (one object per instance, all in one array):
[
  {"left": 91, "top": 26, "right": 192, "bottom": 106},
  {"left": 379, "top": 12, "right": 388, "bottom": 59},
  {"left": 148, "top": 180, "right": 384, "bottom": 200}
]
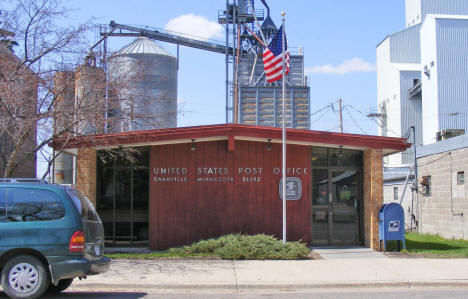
[
  {"left": 0, "top": 189, "right": 5, "bottom": 222},
  {"left": 6, "top": 188, "right": 65, "bottom": 222},
  {"left": 67, "top": 189, "right": 101, "bottom": 222}
]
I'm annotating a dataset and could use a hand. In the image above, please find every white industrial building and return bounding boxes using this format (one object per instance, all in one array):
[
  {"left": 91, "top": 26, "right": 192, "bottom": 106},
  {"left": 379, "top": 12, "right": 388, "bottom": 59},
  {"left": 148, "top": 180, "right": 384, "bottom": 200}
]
[{"left": 377, "top": 0, "right": 468, "bottom": 166}]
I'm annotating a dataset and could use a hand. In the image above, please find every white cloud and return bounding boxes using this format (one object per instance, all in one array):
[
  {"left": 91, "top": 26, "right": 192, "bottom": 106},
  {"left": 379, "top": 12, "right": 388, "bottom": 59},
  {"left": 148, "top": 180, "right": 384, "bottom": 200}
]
[
  {"left": 165, "top": 14, "right": 223, "bottom": 41},
  {"left": 305, "top": 58, "right": 376, "bottom": 75}
]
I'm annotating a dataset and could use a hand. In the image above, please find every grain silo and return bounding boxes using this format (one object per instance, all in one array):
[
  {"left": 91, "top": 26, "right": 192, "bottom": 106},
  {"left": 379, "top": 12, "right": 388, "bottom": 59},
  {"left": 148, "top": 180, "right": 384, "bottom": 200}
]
[
  {"left": 108, "top": 37, "right": 178, "bottom": 132},
  {"left": 53, "top": 71, "right": 75, "bottom": 184},
  {"left": 75, "top": 55, "right": 106, "bottom": 135}
]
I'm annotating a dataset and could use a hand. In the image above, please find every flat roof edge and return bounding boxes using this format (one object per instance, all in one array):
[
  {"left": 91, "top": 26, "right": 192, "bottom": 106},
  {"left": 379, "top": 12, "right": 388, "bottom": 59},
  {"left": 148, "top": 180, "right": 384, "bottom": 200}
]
[{"left": 50, "top": 124, "right": 410, "bottom": 153}]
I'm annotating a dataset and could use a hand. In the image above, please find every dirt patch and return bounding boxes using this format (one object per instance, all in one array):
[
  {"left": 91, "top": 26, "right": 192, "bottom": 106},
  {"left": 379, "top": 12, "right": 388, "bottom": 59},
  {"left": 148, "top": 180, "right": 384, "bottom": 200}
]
[
  {"left": 110, "top": 252, "right": 323, "bottom": 260},
  {"left": 109, "top": 255, "right": 221, "bottom": 260},
  {"left": 308, "top": 250, "right": 323, "bottom": 260}
]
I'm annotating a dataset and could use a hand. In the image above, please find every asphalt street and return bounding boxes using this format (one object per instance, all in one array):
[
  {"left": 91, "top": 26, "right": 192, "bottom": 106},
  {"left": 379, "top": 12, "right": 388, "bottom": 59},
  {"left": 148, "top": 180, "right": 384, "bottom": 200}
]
[{"left": 3, "top": 288, "right": 468, "bottom": 299}]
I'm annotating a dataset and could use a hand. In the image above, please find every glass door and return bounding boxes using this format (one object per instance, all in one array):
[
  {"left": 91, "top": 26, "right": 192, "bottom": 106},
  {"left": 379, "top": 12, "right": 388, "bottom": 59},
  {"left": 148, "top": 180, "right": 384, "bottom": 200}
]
[
  {"left": 311, "top": 169, "right": 329, "bottom": 245},
  {"left": 312, "top": 169, "right": 361, "bottom": 245},
  {"left": 330, "top": 170, "right": 360, "bottom": 245},
  {"left": 114, "top": 168, "right": 132, "bottom": 242}
]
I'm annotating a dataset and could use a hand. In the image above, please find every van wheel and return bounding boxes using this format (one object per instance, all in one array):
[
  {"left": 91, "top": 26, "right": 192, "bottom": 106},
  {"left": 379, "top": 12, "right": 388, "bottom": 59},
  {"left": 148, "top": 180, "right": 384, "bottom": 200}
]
[
  {"left": 47, "top": 278, "right": 74, "bottom": 293},
  {"left": 1, "top": 255, "right": 50, "bottom": 299}
]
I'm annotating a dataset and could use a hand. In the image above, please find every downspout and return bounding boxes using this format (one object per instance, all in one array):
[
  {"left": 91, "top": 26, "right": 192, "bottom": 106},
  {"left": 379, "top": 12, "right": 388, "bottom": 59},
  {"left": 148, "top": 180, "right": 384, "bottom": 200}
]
[{"left": 249, "top": 54, "right": 258, "bottom": 85}]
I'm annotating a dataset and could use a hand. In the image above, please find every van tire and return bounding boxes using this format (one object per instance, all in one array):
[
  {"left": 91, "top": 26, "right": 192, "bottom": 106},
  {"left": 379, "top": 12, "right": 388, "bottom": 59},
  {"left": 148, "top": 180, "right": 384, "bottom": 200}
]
[
  {"left": 1, "top": 255, "right": 50, "bottom": 299},
  {"left": 47, "top": 278, "right": 74, "bottom": 293}
]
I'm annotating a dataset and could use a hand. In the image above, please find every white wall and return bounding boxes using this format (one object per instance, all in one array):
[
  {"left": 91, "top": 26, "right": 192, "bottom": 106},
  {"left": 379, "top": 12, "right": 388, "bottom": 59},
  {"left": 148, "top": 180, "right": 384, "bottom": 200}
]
[
  {"left": 377, "top": 39, "right": 403, "bottom": 138},
  {"left": 420, "top": 15, "right": 439, "bottom": 145},
  {"left": 377, "top": 38, "right": 414, "bottom": 165},
  {"left": 406, "top": 0, "right": 422, "bottom": 28},
  {"left": 377, "top": 38, "right": 391, "bottom": 138}
]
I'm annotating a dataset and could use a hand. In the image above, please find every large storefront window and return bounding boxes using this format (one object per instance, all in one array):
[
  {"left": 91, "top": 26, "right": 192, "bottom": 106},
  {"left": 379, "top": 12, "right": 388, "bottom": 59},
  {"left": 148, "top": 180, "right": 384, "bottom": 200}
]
[
  {"left": 97, "top": 147, "right": 149, "bottom": 246},
  {"left": 311, "top": 147, "right": 363, "bottom": 246}
]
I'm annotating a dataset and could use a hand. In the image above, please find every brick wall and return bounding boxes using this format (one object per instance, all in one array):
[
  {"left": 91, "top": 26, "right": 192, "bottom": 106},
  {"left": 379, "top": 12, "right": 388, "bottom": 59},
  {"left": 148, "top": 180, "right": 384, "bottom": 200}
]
[
  {"left": 76, "top": 148, "right": 97, "bottom": 206},
  {"left": 418, "top": 148, "right": 468, "bottom": 239},
  {"left": 364, "top": 148, "right": 383, "bottom": 249}
]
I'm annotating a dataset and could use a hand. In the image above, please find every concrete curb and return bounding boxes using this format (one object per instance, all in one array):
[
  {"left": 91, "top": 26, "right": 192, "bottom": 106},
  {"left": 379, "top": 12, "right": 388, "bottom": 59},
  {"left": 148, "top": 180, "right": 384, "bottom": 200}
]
[
  {"left": 69, "top": 280, "right": 468, "bottom": 292},
  {"left": 70, "top": 283, "right": 237, "bottom": 292}
]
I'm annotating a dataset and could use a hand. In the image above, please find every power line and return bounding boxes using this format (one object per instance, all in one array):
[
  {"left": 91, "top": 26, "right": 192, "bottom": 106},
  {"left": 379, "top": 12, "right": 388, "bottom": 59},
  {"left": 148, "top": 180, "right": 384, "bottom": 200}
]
[
  {"left": 401, "top": 127, "right": 412, "bottom": 140},
  {"left": 310, "top": 107, "right": 333, "bottom": 126},
  {"left": 343, "top": 106, "right": 368, "bottom": 135},
  {"left": 309, "top": 102, "right": 334, "bottom": 117},
  {"left": 346, "top": 104, "right": 402, "bottom": 138},
  {"left": 324, "top": 125, "right": 341, "bottom": 132},
  {"left": 417, "top": 152, "right": 451, "bottom": 167}
]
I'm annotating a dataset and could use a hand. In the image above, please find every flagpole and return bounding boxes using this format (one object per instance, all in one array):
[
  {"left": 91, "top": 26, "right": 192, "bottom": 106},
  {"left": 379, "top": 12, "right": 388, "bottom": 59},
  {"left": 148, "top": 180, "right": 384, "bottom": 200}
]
[{"left": 281, "top": 12, "right": 287, "bottom": 244}]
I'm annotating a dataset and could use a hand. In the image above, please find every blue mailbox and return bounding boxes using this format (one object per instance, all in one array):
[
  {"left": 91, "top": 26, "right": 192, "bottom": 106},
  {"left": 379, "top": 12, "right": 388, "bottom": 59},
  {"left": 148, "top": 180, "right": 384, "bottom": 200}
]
[{"left": 379, "top": 202, "right": 405, "bottom": 251}]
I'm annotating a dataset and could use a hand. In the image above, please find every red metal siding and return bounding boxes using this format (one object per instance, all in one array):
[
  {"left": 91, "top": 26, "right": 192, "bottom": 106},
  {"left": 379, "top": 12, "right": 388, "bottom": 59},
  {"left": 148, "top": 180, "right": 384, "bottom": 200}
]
[{"left": 149, "top": 139, "right": 311, "bottom": 249}]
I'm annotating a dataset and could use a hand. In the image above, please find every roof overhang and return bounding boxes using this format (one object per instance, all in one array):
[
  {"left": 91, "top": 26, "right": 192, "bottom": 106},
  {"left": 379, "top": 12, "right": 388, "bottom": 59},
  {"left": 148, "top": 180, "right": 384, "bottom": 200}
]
[{"left": 49, "top": 124, "right": 411, "bottom": 156}]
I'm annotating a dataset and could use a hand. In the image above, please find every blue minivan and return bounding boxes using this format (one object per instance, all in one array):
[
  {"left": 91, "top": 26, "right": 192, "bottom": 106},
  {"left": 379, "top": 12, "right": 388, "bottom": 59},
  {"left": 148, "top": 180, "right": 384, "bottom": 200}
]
[{"left": 0, "top": 179, "right": 110, "bottom": 299}]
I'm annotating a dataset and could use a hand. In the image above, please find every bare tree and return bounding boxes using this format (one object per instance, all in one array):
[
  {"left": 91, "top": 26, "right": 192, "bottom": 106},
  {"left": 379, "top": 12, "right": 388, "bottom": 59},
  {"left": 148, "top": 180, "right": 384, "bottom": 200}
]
[
  {"left": 0, "top": 0, "right": 105, "bottom": 178},
  {"left": 1, "top": 1, "right": 182, "bottom": 179}
]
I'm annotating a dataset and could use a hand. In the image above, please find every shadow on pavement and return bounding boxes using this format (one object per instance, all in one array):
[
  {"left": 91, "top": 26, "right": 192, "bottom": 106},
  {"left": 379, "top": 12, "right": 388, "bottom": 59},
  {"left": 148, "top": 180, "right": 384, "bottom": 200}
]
[{"left": 0, "top": 291, "right": 148, "bottom": 298}]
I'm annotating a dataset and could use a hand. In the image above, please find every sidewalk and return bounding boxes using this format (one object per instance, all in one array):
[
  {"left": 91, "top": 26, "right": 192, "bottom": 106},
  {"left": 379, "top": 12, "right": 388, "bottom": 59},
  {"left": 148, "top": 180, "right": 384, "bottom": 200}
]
[{"left": 69, "top": 257, "right": 468, "bottom": 292}]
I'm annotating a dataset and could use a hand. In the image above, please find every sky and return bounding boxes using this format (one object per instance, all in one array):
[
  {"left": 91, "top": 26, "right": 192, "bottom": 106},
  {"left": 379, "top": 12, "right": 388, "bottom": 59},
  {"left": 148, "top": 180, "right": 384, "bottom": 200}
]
[
  {"left": 34, "top": 0, "right": 408, "bottom": 176},
  {"left": 61, "top": 0, "right": 406, "bottom": 135}
]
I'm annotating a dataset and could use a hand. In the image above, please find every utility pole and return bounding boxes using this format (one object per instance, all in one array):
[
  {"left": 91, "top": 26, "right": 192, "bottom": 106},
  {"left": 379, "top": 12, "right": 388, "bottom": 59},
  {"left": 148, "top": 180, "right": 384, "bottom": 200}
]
[
  {"left": 339, "top": 98, "right": 343, "bottom": 133},
  {"left": 411, "top": 125, "right": 418, "bottom": 231},
  {"left": 225, "top": 0, "right": 230, "bottom": 124}
]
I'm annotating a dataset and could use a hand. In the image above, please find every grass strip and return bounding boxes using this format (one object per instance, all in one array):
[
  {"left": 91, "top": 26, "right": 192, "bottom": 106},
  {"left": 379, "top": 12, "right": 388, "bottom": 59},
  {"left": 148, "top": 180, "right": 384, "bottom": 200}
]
[{"left": 386, "top": 232, "right": 468, "bottom": 258}]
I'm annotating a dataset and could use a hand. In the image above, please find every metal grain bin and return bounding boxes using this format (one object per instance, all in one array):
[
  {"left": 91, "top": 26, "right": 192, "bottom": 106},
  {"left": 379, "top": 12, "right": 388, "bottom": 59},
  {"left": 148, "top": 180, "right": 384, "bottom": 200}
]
[
  {"left": 53, "top": 71, "right": 75, "bottom": 184},
  {"left": 108, "top": 37, "right": 178, "bottom": 132},
  {"left": 75, "top": 59, "right": 106, "bottom": 135}
]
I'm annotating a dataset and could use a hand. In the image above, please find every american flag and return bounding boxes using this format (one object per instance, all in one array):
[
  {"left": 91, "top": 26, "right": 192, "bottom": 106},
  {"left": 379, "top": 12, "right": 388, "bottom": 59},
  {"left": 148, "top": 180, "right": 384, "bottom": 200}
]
[{"left": 263, "top": 25, "right": 290, "bottom": 83}]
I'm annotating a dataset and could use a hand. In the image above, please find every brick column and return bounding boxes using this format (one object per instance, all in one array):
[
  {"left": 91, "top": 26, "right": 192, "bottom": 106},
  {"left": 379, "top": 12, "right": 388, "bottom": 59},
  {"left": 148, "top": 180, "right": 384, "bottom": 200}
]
[
  {"left": 363, "top": 148, "right": 383, "bottom": 250},
  {"left": 76, "top": 148, "right": 97, "bottom": 206}
]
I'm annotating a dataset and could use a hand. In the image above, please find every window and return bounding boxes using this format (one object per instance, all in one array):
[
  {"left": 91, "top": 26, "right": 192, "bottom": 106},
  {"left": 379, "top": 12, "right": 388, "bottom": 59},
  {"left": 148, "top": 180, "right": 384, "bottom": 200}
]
[
  {"left": 422, "top": 176, "right": 431, "bottom": 197},
  {"left": 311, "top": 147, "right": 327, "bottom": 167},
  {"left": 393, "top": 187, "right": 399, "bottom": 201},
  {"left": 311, "top": 147, "right": 362, "bottom": 167},
  {"left": 6, "top": 189, "right": 65, "bottom": 222},
  {"left": 67, "top": 189, "right": 100, "bottom": 222},
  {"left": 457, "top": 171, "right": 464, "bottom": 185},
  {"left": 329, "top": 148, "right": 362, "bottom": 167}
]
